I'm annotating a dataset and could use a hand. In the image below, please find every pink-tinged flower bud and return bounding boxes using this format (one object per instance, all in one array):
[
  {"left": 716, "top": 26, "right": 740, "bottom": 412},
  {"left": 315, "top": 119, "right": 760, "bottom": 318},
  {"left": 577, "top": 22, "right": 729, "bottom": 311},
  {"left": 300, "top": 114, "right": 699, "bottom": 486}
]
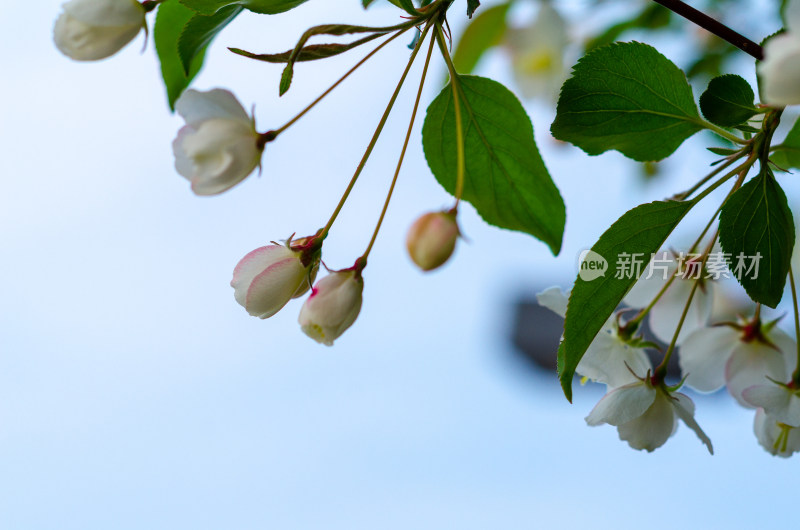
[
  {"left": 173, "top": 89, "right": 264, "bottom": 196},
  {"left": 298, "top": 270, "right": 364, "bottom": 346},
  {"left": 406, "top": 210, "right": 460, "bottom": 271},
  {"left": 231, "top": 239, "right": 320, "bottom": 319},
  {"left": 54, "top": 0, "right": 146, "bottom": 61}
]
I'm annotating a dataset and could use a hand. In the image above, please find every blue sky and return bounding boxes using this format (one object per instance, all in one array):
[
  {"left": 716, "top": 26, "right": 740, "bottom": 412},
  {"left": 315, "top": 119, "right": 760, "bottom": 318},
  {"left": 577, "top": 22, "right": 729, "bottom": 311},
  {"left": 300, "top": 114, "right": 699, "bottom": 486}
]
[{"left": 1, "top": 1, "right": 796, "bottom": 528}]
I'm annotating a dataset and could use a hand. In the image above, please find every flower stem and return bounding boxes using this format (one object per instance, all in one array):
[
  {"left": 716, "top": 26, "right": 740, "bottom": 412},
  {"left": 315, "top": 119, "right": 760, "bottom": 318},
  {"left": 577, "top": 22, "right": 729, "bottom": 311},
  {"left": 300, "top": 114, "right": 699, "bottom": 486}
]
[
  {"left": 434, "top": 23, "right": 466, "bottom": 205},
  {"left": 690, "top": 154, "right": 757, "bottom": 206},
  {"left": 654, "top": 232, "right": 718, "bottom": 380},
  {"left": 649, "top": 0, "right": 763, "bottom": 60},
  {"left": 270, "top": 28, "right": 411, "bottom": 138},
  {"left": 361, "top": 32, "right": 436, "bottom": 262},
  {"left": 320, "top": 22, "right": 434, "bottom": 239},
  {"left": 672, "top": 153, "right": 743, "bottom": 201},
  {"left": 789, "top": 267, "right": 800, "bottom": 385}
]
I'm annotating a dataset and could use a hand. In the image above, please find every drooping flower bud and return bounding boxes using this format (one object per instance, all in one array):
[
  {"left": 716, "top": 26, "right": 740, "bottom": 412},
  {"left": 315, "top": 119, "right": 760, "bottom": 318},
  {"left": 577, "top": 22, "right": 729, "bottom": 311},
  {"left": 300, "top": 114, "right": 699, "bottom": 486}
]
[
  {"left": 406, "top": 210, "right": 460, "bottom": 271},
  {"left": 54, "top": 0, "right": 145, "bottom": 61},
  {"left": 231, "top": 236, "right": 321, "bottom": 319},
  {"left": 298, "top": 269, "right": 364, "bottom": 346},
  {"left": 173, "top": 89, "right": 264, "bottom": 196}
]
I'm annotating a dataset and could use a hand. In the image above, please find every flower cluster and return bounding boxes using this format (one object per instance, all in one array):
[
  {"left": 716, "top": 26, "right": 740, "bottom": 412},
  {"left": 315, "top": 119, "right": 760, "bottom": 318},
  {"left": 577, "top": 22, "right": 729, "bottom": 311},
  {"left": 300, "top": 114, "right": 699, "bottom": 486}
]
[{"left": 541, "top": 245, "right": 800, "bottom": 456}]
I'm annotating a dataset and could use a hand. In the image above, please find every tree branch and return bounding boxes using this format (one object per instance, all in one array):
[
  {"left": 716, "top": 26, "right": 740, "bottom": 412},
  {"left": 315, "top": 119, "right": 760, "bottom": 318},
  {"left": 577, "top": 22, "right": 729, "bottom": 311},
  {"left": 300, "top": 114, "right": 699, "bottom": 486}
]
[{"left": 651, "top": 0, "right": 763, "bottom": 60}]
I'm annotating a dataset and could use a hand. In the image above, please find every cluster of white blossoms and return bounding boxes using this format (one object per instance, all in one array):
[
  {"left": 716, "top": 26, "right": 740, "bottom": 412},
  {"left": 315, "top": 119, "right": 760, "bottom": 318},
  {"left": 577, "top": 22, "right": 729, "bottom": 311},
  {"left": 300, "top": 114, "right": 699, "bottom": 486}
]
[{"left": 541, "top": 249, "right": 800, "bottom": 456}]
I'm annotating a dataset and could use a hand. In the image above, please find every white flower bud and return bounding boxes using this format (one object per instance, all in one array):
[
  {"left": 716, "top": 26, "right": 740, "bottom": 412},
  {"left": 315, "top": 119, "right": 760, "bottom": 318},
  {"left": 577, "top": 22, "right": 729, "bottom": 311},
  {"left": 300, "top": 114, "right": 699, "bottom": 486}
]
[
  {"left": 406, "top": 210, "right": 460, "bottom": 271},
  {"left": 54, "top": 0, "right": 145, "bottom": 61},
  {"left": 299, "top": 270, "right": 364, "bottom": 346},
  {"left": 759, "top": 0, "right": 800, "bottom": 106},
  {"left": 231, "top": 242, "right": 319, "bottom": 319},
  {"left": 173, "top": 89, "right": 263, "bottom": 196}
]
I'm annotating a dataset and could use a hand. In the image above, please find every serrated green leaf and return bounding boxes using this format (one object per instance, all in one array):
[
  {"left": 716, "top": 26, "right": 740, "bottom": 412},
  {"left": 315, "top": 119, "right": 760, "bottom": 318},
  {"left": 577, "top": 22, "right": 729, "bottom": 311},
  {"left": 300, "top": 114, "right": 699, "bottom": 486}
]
[
  {"left": 467, "top": 0, "right": 480, "bottom": 17},
  {"left": 699, "top": 74, "right": 757, "bottom": 127},
  {"left": 771, "top": 116, "right": 800, "bottom": 169},
  {"left": 155, "top": 1, "right": 208, "bottom": 110},
  {"left": 551, "top": 41, "right": 703, "bottom": 162},
  {"left": 558, "top": 200, "right": 692, "bottom": 401},
  {"left": 180, "top": 0, "right": 308, "bottom": 15},
  {"left": 422, "top": 75, "right": 565, "bottom": 254},
  {"left": 178, "top": 5, "right": 242, "bottom": 74},
  {"left": 452, "top": 2, "right": 509, "bottom": 74},
  {"left": 719, "top": 171, "right": 794, "bottom": 308}
]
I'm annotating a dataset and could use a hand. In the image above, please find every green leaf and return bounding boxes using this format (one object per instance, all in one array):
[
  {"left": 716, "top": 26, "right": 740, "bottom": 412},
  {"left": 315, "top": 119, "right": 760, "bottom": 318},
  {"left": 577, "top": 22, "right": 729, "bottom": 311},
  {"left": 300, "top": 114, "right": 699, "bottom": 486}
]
[
  {"left": 179, "top": 0, "right": 308, "bottom": 15},
  {"left": 558, "top": 200, "right": 692, "bottom": 401},
  {"left": 155, "top": 1, "right": 208, "bottom": 110},
  {"left": 422, "top": 75, "right": 565, "bottom": 254},
  {"left": 178, "top": 5, "right": 243, "bottom": 74},
  {"left": 771, "top": 116, "right": 800, "bottom": 170},
  {"left": 278, "top": 22, "right": 401, "bottom": 95},
  {"left": 551, "top": 42, "right": 703, "bottom": 162},
  {"left": 719, "top": 171, "right": 795, "bottom": 308},
  {"left": 699, "top": 74, "right": 758, "bottom": 127},
  {"left": 467, "top": 0, "right": 480, "bottom": 17},
  {"left": 229, "top": 32, "right": 384, "bottom": 63},
  {"left": 452, "top": 2, "right": 509, "bottom": 74}
]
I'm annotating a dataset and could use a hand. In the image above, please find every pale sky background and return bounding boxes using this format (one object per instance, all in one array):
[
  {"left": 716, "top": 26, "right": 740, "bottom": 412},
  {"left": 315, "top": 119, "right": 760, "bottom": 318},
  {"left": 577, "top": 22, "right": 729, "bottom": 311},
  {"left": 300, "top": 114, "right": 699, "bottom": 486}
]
[{"left": 1, "top": 1, "right": 796, "bottom": 529}]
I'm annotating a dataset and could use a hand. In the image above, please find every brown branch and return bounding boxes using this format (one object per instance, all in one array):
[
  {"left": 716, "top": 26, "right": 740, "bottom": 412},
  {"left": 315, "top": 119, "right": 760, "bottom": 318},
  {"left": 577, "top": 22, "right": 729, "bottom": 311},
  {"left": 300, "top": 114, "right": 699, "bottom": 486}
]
[{"left": 651, "top": 0, "right": 763, "bottom": 60}]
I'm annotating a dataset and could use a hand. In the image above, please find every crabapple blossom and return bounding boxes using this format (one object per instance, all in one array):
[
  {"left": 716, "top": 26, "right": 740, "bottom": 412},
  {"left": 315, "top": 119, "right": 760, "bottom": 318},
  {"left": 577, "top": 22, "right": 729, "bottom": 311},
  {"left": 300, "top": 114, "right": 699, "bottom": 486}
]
[
  {"left": 406, "top": 210, "right": 460, "bottom": 271},
  {"left": 679, "top": 319, "right": 796, "bottom": 407},
  {"left": 173, "top": 89, "right": 264, "bottom": 196},
  {"left": 299, "top": 270, "right": 364, "bottom": 346},
  {"left": 537, "top": 287, "right": 650, "bottom": 388},
  {"left": 743, "top": 382, "right": 800, "bottom": 427},
  {"left": 54, "top": 0, "right": 145, "bottom": 61},
  {"left": 231, "top": 237, "right": 320, "bottom": 319},
  {"left": 623, "top": 257, "right": 713, "bottom": 345},
  {"left": 758, "top": 0, "right": 800, "bottom": 106},
  {"left": 585, "top": 375, "right": 713, "bottom": 453},
  {"left": 505, "top": 3, "right": 569, "bottom": 101},
  {"left": 753, "top": 408, "right": 800, "bottom": 457}
]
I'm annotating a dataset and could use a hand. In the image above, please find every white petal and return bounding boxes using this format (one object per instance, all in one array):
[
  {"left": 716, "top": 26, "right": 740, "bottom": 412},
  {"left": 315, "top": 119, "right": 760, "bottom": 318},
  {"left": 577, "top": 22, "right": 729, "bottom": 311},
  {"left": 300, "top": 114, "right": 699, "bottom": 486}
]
[
  {"left": 759, "top": 34, "right": 800, "bottom": 106},
  {"left": 743, "top": 384, "right": 800, "bottom": 427},
  {"left": 766, "top": 327, "right": 799, "bottom": 378},
  {"left": 754, "top": 408, "right": 800, "bottom": 457},
  {"left": 678, "top": 326, "right": 739, "bottom": 392},
  {"left": 577, "top": 332, "right": 651, "bottom": 388},
  {"left": 648, "top": 279, "right": 713, "bottom": 345},
  {"left": 672, "top": 393, "right": 714, "bottom": 454},
  {"left": 623, "top": 265, "right": 673, "bottom": 308},
  {"left": 245, "top": 257, "right": 307, "bottom": 319},
  {"left": 536, "top": 286, "right": 568, "bottom": 318},
  {"left": 616, "top": 390, "right": 676, "bottom": 452},
  {"left": 63, "top": 0, "right": 145, "bottom": 27},
  {"left": 725, "top": 341, "right": 788, "bottom": 407},
  {"left": 53, "top": 11, "right": 142, "bottom": 61},
  {"left": 175, "top": 89, "right": 251, "bottom": 127},
  {"left": 177, "top": 119, "right": 261, "bottom": 196},
  {"left": 231, "top": 245, "right": 296, "bottom": 308},
  {"left": 585, "top": 382, "right": 656, "bottom": 426}
]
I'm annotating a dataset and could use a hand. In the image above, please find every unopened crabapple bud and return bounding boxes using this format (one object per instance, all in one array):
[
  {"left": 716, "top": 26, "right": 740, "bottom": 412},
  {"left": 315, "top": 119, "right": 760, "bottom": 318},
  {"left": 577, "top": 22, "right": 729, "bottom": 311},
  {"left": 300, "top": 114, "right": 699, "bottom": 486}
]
[
  {"left": 299, "top": 270, "right": 364, "bottom": 346},
  {"left": 231, "top": 237, "right": 321, "bottom": 319},
  {"left": 406, "top": 210, "right": 460, "bottom": 271},
  {"left": 54, "top": 0, "right": 146, "bottom": 61},
  {"left": 173, "top": 89, "right": 264, "bottom": 196}
]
